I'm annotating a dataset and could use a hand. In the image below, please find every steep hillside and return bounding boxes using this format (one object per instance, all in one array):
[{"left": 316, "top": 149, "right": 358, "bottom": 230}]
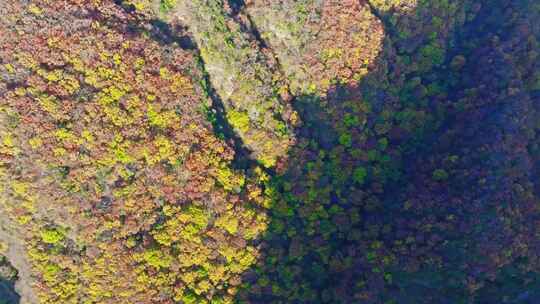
[{"left": 1, "top": 0, "right": 539, "bottom": 303}]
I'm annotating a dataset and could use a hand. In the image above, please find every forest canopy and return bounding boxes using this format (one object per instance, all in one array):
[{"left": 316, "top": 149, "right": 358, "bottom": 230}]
[{"left": 1, "top": 0, "right": 539, "bottom": 303}]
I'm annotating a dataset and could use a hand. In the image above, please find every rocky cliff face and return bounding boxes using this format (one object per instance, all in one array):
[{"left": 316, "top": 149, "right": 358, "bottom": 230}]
[{"left": 1, "top": 0, "right": 539, "bottom": 303}]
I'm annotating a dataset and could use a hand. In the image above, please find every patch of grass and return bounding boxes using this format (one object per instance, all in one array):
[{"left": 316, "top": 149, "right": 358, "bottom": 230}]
[{"left": 160, "top": 0, "right": 177, "bottom": 13}]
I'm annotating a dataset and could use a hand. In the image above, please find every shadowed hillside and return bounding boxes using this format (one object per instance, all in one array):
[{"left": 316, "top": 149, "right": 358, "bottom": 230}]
[{"left": 231, "top": 0, "right": 540, "bottom": 303}]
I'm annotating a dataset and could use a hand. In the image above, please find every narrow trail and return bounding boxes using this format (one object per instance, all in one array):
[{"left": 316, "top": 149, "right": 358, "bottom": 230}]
[{"left": 0, "top": 208, "right": 37, "bottom": 304}]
